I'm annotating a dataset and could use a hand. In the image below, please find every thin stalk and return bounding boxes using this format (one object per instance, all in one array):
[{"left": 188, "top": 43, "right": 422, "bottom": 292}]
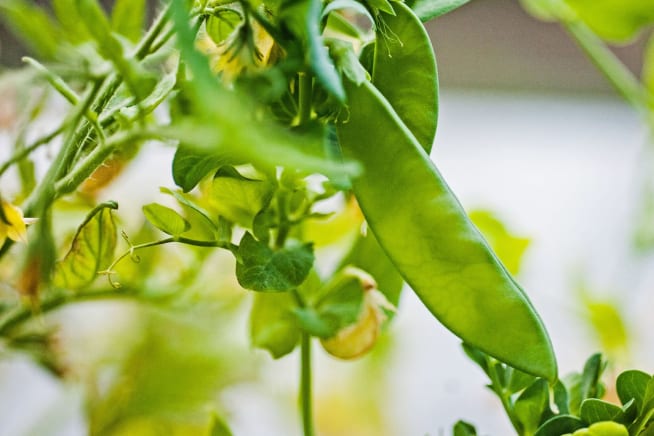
[
  {"left": 300, "top": 331, "right": 314, "bottom": 436},
  {"left": 0, "top": 126, "right": 64, "bottom": 178},
  {"left": 0, "top": 288, "right": 133, "bottom": 335},
  {"left": 297, "top": 72, "right": 313, "bottom": 125},
  {"left": 563, "top": 20, "right": 649, "bottom": 115},
  {"left": 488, "top": 363, "right": 523, "bottom": 435}
]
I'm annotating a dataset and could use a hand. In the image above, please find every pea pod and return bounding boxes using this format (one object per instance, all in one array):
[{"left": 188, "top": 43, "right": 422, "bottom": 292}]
[
  {"left": 372, "top": 2, "right": 438, "bottom": 152},
  {"left": 336, "top": 79, "right": 557, "bottom": 380}
]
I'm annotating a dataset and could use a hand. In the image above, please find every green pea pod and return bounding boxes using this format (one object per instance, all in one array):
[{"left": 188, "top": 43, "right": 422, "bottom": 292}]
[
  {"left": 372, "top": 2, "right": 438, "bottom": 153},
  {"left": 336, "top": 80, "right": 557, "bottom": 380}
]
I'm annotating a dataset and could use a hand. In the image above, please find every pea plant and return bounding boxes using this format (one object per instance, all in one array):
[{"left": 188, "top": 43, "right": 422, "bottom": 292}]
[{"left": 0, "top": 0, "right": 652, "bottom": 434}]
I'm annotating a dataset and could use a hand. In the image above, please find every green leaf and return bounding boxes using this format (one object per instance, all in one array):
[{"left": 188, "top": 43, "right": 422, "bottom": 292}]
[
  {"left": 142, "top": 203, "right": 190, "bottom": 236},
  {"left": 172, "top": 145, "right": 235, "bottom": 193},
  {"left": 563, "top": 0, "right": 654, "bottom": 43},
  {"left": 119, "top": 68, "right": 179, "bottom": 121},
  {"left": 373, "top": 2, "right": 439, "bottom": 153},
  {"left": 565, "top": 354, "right": 607, "bottom": 416},
  {"left": 514, "top": 379, "right": 551, "bottom": 434},
  {"left": 236, "top": 233, "right": 314, "bottom": 292},
  {"left": 616, "top": 370, "right": 651, "bottom": 412},
  {"left": 211, "top": 166, "right": 274, "bottom": 227},
  {"left": 453, "top": 420, "right": 477, "bottom": 436},
  {"left": 366, "top": 0, "right": 395, "bottom": 15},
  {"left": 77, "top": 0, "right": 154, "bottom": 99},
  {"left": 580, "top": 399, "right": 625, "bottom": 424},
  {"left": 507, "top": 367, "right": 538, "bottom": 394},
  {"left": 159, "top": 187, "right": 220, "bottom": 240},
  {"left": 554, "top": 380, "right": 571, "bottom": 415},
  {"left": 327, "top": 39, "right": 370, "bottom": 86},
  {"left": 534, "top": 415, "right": 585, "bottom": 436},
  {"left": 0, "top": 0, "right": 63, "bottom": 59},
  {"left": 52, "top": 0, "right": 91, "bottom": 43},
  {"left": 281, "top": 0, "right": 346, "bottom": 101},
  {"left": 54, "top": 202, "right": 118, "bottom": 289},
  {"left": 322, "top": 0, "right": 375, "bottom": 29},
  {"left": 250, "top": 292, "right": 300, "bottom": 358},
  {"left": 469, "top": 210, "right": 531, "bottom": 276},
  {"left": 406, "top": 0, "right": 471, "bottom": 22},
  {"left": 205, "top": 9, "right": 243, "bottom": 45},
  {"left": 461, "top": 342, "right": 490, "bottom": 375},
  {"left": 208, "top": 412, "right": 234, "bottom": 436},
  {"left": 336, "top": 79, "right": 557, "bottom": 380},
  {"left": 111, "top": 0, "right": 146, "bottom": 42},
  {"left": 296, "top": 272, "right": 365, "bottom": 338}
]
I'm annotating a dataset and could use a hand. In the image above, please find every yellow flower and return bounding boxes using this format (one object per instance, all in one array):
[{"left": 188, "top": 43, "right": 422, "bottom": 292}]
[{"left": 0, "top": 199, "right": 35, "bottom": 246}]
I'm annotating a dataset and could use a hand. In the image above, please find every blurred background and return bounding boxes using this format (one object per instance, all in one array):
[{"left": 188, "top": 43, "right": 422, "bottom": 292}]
[{"left": 1, "top": 0, "right": 652, "bottom": 435}]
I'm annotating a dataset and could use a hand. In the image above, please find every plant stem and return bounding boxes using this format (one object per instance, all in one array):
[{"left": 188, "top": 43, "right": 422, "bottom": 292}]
[
  {"left": 0, "top": 288, "right": 133, "bottom": 335},
  {"left": 300, "top": 331, "right": 315, "bottom": 436},
  {"left": 297, "top": 72, "right": 313, "bottom": 125},
  {"left": 563, "top": 20, "right": 649, "bottom": 115}
]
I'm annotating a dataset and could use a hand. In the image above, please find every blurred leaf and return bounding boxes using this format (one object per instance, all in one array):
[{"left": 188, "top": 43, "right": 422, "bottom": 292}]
[
  {"left": 644, "top": 34, "right": 654, "bottom": 94},
  {"left": 0, "top": 0, "right": 63, "bottom": 59},
  {"left": 583, "top": 298, "right": 629, "bottom": 356},
  {"left": 172, "top": 145, "right": 236, "bottom": 193},
  {"left": 211, "top": 166, "right": 274, "bottom": 227},
  {"left": 563, "top": 0, "right": 654, "bottom": 42},
  {"left": 236, "top": 232, "right": 314, "bottom": 292},
  {"left": 327, "top": 39, "right": 369, "bottom": 86},
  {"left": 534, "top": 415, "right": 585, "bottom": 436},
  {"left": 54, "top": 202, "right": 118, "bottom": 289},
  {"left": 160, "top": 187, "right": 220, "bottom": 240},
  {"left": 469, "top": 209, "right": 531, "bottom": 276},
  {"left": 208, "top": 412, "right": 234, "bottom": 436},
  {"left": 296, "top": 272, "right": 364, "bottom": 338},
  {"left": 406, "top": 0, "right": 471, "bottom": 22},
  {"left": 514, "top": 378, "right": 551, "bottom": 434},
  {"left": 52, "top": 0, "right": 91, "bottom": 43},
  {"left": 143, "top": 203, "right": 191, "bottom": 236},
  {"left": 119, "top": 68, "right": 179, "bottom": 120},
  {"left": 453, "top": 420, "right": 477, "bottom": 436},
  {"left": 281, "top": 0, "right": 346, "bottom": 101},
  {"left": 565, "top": 353, "right": 607, "bottom": 416},
  {"left": 554, "top": 380, "right": 570, "bottom": 414},
  {"left": 205, "top": 9, "right": 243, "bottom": 45},
  {"left": 77, "top": 0, "right": 154, "bottom": 99},
  {"left": 507, "top": 367, "right": 538, "bottom": 394},
  {"left": 616, "top": 370, "right": 651, "bottom": 412},
  {"left": 111, "top": 0, "right": 146, "bottom": 42},
  {"left": 250, "top": 292, "right": 300, "bottom": 358}
]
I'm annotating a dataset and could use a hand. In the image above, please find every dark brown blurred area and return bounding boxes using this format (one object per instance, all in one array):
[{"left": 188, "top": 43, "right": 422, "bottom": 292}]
[{"left": 0, "top": 0, "right": 648, "bottom": 93}]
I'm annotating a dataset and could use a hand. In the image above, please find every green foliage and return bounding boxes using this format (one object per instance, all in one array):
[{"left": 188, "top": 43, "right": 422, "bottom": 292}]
[
  {"left": 236, "top": 232, "right": 314, "bottom": 292},
  {"left": 3, "top": 0, "right": 653, "bottom": 434},
  {"left": 406, "top": 0, "right": 471, "bottom": 22},
  {"left": 143, "top": 203, "right": 191, "bottom": 237},
  {"left": 53, "top": 202, "right": 118, "bottom": 289},
  {"left": 250, "top": 292, "right": 301, "bottom": 358}
]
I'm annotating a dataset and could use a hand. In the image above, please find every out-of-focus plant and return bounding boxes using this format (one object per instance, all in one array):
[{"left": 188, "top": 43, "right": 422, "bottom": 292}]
[{"left": 11, "top": 0, "right": 654, "bottom": 434}]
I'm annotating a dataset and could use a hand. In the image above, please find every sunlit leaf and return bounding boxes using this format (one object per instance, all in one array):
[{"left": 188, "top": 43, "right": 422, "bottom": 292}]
[
  {"left": 143, "top": 203, "right": 191, "bottom": 236},
  {"left": 406, "top": 0, "right": 471, "bottom": 22},
  {"left": 53, "top": 202, "right": 118, "bottom": 289},
  {"left": 211, "top": 166, "right": 274, "bottom": 227},
  {"left": 250, "top": 292, "right": 300, "bottom": 358}
]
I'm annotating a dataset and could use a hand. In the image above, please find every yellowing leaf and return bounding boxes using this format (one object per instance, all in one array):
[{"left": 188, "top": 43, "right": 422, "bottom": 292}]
[{"left": 54, "top": 202, "right": 118, "bottom": 289}]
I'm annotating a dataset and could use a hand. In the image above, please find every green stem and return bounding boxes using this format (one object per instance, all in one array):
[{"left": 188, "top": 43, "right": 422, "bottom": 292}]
[
  {"left": 0, "top": 288, "right": 133, "bottom": 335},
  {"left": 563, "top": 20, "right": 649, "bottom": 114},
  {"left": 297, "top": 72, "right": 313, "bottom": 125},
  {"left": 300, "top": 331, "right": 315, "bottom": 436},
  {"left": 0, "top": 126, "right": 64, "bottom": 178},
  {"left": 488, "top": 363, "right": 523, "bottom": 435}
]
